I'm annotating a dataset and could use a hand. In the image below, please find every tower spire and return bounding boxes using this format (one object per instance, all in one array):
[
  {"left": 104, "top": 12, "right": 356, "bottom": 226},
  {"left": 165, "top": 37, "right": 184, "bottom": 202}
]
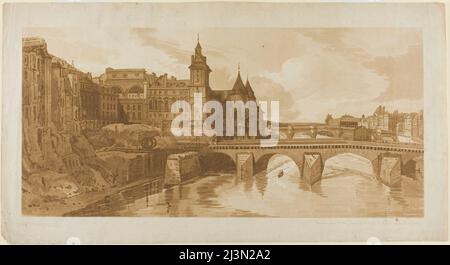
[
  {"left": 189, "top": 33, "right": 211, "bottom": 88},
  {"left": 238, "top": 62, "right": 240, "bottom": 74},
  {"left": 195, "top": 34, "right": 202, "bottom": 56}
]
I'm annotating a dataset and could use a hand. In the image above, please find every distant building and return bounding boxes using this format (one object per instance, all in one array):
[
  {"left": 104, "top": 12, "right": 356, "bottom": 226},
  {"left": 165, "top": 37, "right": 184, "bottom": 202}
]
[
  {"left": 23, "top": 38, "right": 53, "bottom": 129},
  {"left": 325, "top": 114, "right": 360, "bottom": 128},
  {"left": 359, "top": 105, "right": 423, "bottom": 142},
  {"left": 99, "top": 86, "right": 120, "bottom": 127},
  {"left": 339, "top": 115, "right": 360, "bottom": 128},
  {"left": 396, "top": 111, "right": 424, "bottom": 140},
  {"left": 411, "top": 110, "right": 424, "bottom": 139},
  {"left": 147, "top": 74, "right": 191, "bottom": 134},
  {"left": 398, "top": 113, "right": 413, "bottom": 137},
  {"left": 353, "top": 126, "right": 372, "bottom": 141},
  {"left": 92, "top": 38, "right": 257, "bottom": 137},
  {"left": 360, "top": 105, "right": 389, "bottom": 132},
  {"left": 50, "top": 59, "right": 82, "bottom": 134},
  {"left": 96, "top": 68, "right": 151, "bottom": 125},
  {"left": 325, "top": 105, "right": 423, "bottom": 142},
  {"left": 79, "top": 73, "right": 101, "bottom": 130},
  {"left": 324, "top": 114, "right": 360, "bottom": 140}
]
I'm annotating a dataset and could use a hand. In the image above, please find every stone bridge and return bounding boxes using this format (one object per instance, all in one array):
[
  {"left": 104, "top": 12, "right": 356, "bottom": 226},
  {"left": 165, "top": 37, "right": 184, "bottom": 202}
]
[
  {"left": 205, "top": 139, "right": 424, "bottom": 187},
  {"left": 278, "top": 122, "right": 342, "bottom": 139}
]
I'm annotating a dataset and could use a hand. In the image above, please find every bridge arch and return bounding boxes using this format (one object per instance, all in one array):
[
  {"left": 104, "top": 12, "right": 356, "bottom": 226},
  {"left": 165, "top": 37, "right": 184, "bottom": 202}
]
[
  {"left": 199, "top": 152, "right": 236, "bottom": 173},
  {"left": 207, "top": 142, "right": 423, "bottom": 185},
  {"left": 292, "top": 132, "right": 313, "bottom": 139},
  {"left": 316, "top": 130, "right": 335, "bottom": 138},
  {"left": 400, "top": 154, "right": 424, "bottom": 179},
  {"left": 321, "top": 148, "right": 380, "bottom": 165},
  {"left": 254, "top": 153, "right": 300, "bottom": 174},
  {"left": 322, "top": 152, "right": 376, "bottom": 181}
]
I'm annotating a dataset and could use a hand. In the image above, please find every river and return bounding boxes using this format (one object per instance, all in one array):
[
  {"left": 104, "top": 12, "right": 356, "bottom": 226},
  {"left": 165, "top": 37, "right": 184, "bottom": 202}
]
[{"left": 68, "top": 153, "right": 423, "bottom": 217}]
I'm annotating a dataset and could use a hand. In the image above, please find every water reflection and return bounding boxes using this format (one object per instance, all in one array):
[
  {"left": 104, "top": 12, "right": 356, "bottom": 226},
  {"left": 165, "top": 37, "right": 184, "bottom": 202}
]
[{"left": 67, "top": 154, "right": 423, "bottom": 217}]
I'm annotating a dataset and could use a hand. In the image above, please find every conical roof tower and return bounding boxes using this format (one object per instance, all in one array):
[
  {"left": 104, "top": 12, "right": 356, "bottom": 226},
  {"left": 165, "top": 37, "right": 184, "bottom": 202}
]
[
  {"left": 230, "top": 64, "right": 246, "bottom": 96},
  {"left": 245, "top": 75, "right": 256, "bottom": 100}
]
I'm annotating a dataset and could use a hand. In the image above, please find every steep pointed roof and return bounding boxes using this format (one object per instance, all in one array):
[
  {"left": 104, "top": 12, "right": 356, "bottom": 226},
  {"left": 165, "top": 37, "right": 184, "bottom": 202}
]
[
  {"left": 195, "top": 34, "right": 203, "bottom": 55},
  {"left": 245, "top": 78, "right": 256, "bottom": 100},
  {"left": 231, "top": 71, "right": 246, "bottom": 94},
  {"left": 195, "top": 41, "right": 202, "bottom": 54},
  {"left": 189, "top": 36, "right": 211, "bottom": 72}
]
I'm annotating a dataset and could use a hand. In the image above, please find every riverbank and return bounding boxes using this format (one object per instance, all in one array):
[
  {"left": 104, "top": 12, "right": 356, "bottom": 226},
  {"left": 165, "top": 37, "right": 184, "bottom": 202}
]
[{"left": 23, "top": 177, "right": 163, "bottom": 216}]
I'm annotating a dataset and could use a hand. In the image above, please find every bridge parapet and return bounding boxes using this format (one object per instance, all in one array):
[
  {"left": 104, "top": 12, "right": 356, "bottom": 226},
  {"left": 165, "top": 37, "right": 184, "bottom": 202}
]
[
  {"left": 209, "top": 141, "right": 423, "bottom": 153},
  {"left": 207, "top": 140, "right": 423, "bottom": 186}
]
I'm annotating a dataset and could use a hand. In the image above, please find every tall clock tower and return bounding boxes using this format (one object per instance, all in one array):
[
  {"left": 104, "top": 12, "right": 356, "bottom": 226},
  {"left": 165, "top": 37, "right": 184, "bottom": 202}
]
[{"left": 189, "top": 36, "right": 212, "bottom": 105}]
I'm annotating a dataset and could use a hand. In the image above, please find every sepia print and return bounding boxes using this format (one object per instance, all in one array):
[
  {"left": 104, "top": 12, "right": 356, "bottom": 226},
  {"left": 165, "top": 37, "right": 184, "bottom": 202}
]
[
  {"left": 21, "top": 27, "right": 425, "bottom": 218},
  {"left": 1, "top": 1, "right": 447, "bottom": 244}
]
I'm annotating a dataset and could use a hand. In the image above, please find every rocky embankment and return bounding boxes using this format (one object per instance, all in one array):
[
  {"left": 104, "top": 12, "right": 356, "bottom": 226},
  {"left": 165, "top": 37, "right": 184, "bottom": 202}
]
[
  {"left": 22, "top": 123, "right": 160, "bottom": 215},
  {"left": 22, "top": 122, "right": 188, "bottom": 215},
  {"left": 22, "top": 129, "right": 114, "bottom": 215},
  {"left": 85, "top": 123, "right": 177, "bottom": 150}
]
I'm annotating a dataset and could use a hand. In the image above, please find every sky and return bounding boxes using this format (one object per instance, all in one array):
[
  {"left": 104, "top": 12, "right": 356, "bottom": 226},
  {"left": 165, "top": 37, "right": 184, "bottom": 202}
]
[{"left": 23, "top": 27, "right": 423, "bottom": 122}]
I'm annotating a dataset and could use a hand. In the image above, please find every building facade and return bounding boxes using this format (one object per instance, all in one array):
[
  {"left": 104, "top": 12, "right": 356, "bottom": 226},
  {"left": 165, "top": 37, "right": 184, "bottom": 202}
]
[
  {"left": 99, "top": 86, "right": 120, "bottom": 127},
  {"left": 24, "top": 37, "right": 259, "bottom": 140},
  {"left": 23, "top": 38, "right": 88, "bottom": 169},
  {"left": 91, "top": 38, "right": 257, "bottom": 137},
  {"left": 359, "top": 105, "right": 424, "bottom": 142}
]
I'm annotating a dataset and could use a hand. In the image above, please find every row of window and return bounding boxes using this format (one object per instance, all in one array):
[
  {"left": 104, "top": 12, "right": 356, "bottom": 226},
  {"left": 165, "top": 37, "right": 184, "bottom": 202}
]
[
  {"left": 149, "top": 100, "right": 171, "bottom": 111},
  {"left": 102, "top": 103, "right": 116, "bottom": 111},
  {"left": 164, "top": 82, "right": 187, "bottom": 87},
  {"left": 23, "top": 71, "right": 39, "bottom": 85},
  {"left": 127, "top": 112, "right": 142, "bottom": 120},
  {"left": 148, "top": 97, "right": 189, "bottom": 111},
  {"left": 102, "top": 112, "right": 116, "bottom": 119},
  {"left": 23, "top": 53, "right": 40, "bottom": 70},
  {"left": 148, "top": 90, "right": 189, "bottom": 96},
  {"left": 124, "top": 111, "right": 172, "bottom": 120},
  {"left": 126, "top": 104, "right": 141, "bottom": 111},
  {"left": 102, "top": 95, "right": 117, "bottom": 101},
  {"left": 110, "top": 73, "right": 141, "bottom": 78},
  {"left": 148, "top": 113, "right": 172, "bottom": 119},
  {"left": 81, "top": 94, "right": 99, "bottom": 102}
]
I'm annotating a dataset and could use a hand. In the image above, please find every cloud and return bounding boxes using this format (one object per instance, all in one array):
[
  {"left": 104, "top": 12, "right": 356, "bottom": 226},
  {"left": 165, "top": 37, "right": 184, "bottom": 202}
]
[
  {"left": 297, "top": 28, "right": 423, "bottom": 102},
  {"left": 23, "top": 27, "right": 423, "bottom": 122},
  {"left": 130, "top": 28, "right": 192, "bottom": 65},
  {"left": 209, "top": 66, "right": 235, "bottom": 91},
  {"left": 23, "top": 27, "right": 192, "bottom": 77},
  {"left": 364, "top": 45, "right": 423, "bottom": 101},
  {"left": 251, "top": 76, "right": 301, "bottom": 122},
  {"left": 267, "top": 53, "right": 387, "bottom": 100},
  {"left": 301, "top": 28, "right": 421, "bottom": 58},
  {"left": 263, "top": 34, "right": 389, "bottom": 121},
  {"left": 23, "top": 27, "right": 116, "bottom": 73},
  {"left": 339, "top": 28, "right": 422, "bottom": 57}
]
